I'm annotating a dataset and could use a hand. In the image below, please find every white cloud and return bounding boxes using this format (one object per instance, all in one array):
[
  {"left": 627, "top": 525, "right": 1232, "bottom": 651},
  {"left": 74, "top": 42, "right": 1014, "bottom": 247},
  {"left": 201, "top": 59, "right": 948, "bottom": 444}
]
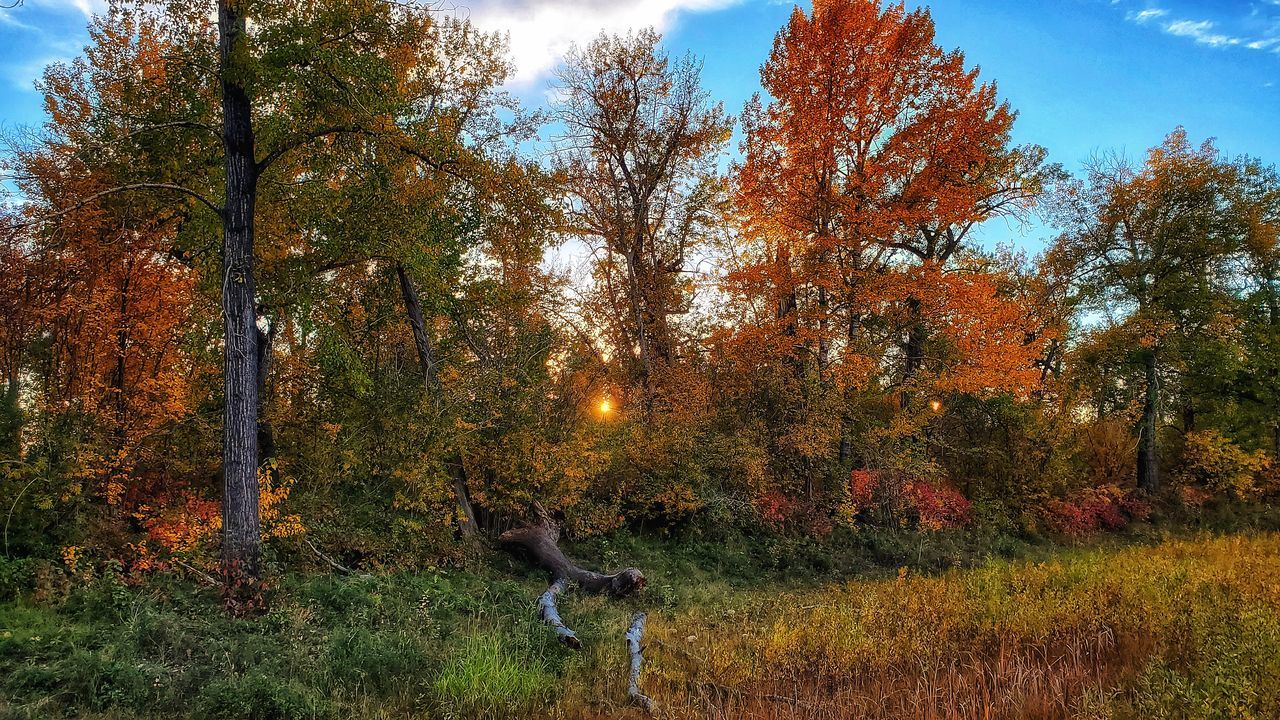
[
  {"left": 1120, "top": 2, "right": 1279, "bottom": 55},
  {"left": 1127, "top": 8, "right": 1167, "bottom": 23},
  {"left": 1163, "top": 18, "right": 1244, "bottom": 47},
  {"left": 463, "top": 0, "right": 740, "bottom": 86}
]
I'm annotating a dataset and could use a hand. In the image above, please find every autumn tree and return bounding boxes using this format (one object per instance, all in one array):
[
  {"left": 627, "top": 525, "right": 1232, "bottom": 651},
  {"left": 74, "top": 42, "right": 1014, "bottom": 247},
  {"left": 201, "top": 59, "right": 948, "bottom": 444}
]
[
  {"left": 1230, "top": 159, "right": 1280, "bottom": 454},
  {"left": 556, "top": 29, "right": 730, "bottom": 411},
  {"left": 10, "top": 0, "right": 533, "bottom": 578},
  {"left": 735, "top": 0, "right": 1049, "bottom": 407},
  {"left": 721, "top": 0, "right": 1053, "bottom": 511},
  {"left": 1050, "top": 129, "right": 1245, "bottom": 493}
]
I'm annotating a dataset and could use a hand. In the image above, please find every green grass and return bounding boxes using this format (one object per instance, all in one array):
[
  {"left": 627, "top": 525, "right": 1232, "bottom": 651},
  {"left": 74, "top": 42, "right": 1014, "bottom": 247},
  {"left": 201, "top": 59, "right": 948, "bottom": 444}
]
[{"left": 3, "top": 512, "right": 1280, "bottom": 719}]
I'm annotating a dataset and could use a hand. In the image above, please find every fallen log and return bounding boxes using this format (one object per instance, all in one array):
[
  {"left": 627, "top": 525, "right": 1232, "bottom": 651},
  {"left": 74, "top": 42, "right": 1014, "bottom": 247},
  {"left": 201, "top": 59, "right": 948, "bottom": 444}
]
[
  {"left": 499, "top": 503, "right": 646, "bottom": 597},
  {"left": 501, "top": 502, "right": 646, "bottom": 648},
  {"left": 626, "top": 612, "right": 656, "bottom": 715}
]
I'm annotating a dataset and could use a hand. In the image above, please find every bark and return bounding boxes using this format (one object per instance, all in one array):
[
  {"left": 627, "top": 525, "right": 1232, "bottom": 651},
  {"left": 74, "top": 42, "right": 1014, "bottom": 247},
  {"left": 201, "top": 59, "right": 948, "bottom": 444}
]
[
  {"left": 500, "top": 503, "right": 645, "bottom": 597},
  {"left": 626, "top": 613, "right": 656, "bottom": 715},
  {"left": 1137, "top": 349, "right": 1160, "bottom": 493},
  {"left": 817, "top": 284, "right": 830, "bottom": 370},
  {"left": 395, "top": 263, "right": 439, "bottom": 390},
  {"left": 395, "top": 263, "right": 477, "bottom": 539},
  {"left": 218, "top": 0, "right": 262, "bottom": 578},
  {"left": 448, "top": 459, "right": 477, "bottom": 539},
  {"left": 501, "top": 503, "right": 645, "bottom": 649},
  {"left": 537, "top": 579, "right": 580, "bottom": 649},
  {"left": 900, "top": 297, "right": 925, "bottom": 409},
  {"left": 838, "top": 410, "right": 853, "bottom": 465}
]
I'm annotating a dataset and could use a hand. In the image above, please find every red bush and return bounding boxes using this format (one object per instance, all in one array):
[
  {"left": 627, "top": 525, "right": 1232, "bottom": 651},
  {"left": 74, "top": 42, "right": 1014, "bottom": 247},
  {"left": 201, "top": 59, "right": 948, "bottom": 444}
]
[
  {"left": 1043, "top": 485, "right": 1146, "bottom": 538},
  {"left": 906, "top": 481, "right": 972, "bottom": 530},
  {"left": 845, "top": 470, "right": 971, "bottom": 530}
]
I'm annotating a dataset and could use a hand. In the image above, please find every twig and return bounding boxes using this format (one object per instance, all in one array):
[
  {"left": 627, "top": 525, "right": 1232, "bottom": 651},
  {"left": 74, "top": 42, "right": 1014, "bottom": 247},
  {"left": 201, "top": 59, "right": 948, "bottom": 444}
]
[
  {"left": 4, "top": 468, "right": 37, "bottom": 558},
  {"left": 303, "top": 537, "right": 367, "bottom": 577}
]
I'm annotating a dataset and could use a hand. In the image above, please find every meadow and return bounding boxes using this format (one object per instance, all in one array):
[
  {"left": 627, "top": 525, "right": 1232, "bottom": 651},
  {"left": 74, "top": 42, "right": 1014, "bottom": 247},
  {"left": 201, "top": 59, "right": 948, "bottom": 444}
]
[{"left": 3, "top": 525, "right": 1280, "bottom": 720}]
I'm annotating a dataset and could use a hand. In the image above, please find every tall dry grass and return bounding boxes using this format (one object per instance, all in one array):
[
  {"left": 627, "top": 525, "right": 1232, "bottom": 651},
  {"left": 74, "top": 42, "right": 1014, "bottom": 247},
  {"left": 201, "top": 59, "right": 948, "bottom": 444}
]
[{"left": 555, "top": 534, "right": 1280, "bottom": 719}]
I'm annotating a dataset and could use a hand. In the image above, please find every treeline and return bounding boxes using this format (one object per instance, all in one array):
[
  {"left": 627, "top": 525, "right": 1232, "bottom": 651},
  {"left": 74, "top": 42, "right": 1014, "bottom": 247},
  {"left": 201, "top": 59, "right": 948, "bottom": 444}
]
[{"left": 1, "top": 0, "right": 1277, "bottom": 579}]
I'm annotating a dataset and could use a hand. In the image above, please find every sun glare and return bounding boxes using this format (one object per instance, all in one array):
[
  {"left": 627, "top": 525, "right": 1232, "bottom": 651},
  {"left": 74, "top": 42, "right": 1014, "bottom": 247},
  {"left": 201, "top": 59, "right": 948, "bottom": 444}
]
[{"left": 599, "top": 397, "right": 613, "bottom": 415}]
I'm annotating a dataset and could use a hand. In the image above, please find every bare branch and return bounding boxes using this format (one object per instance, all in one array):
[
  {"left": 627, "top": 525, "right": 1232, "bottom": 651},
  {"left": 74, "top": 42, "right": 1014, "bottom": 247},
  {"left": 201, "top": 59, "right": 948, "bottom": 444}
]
[{"left": 5, "top": 183, "right": 223, "bottom": 231}]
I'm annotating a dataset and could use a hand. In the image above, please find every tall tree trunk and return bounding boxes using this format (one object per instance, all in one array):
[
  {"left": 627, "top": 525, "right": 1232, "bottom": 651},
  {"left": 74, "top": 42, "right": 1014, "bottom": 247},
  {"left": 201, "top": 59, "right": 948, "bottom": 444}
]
[
  {"left": 900, "top": 297, "right": 925, "bottom": 409},
  {"left": 817, "top": 284, "right": 830, "bottom": 370},
  {"left": 218, "top": 0, "right": 261, "bottom": 578},
  {"left": 396, "top": 263, "right": 476, "bottom": 538},
  {"left": 395, "top": 263, "right": 439, "bottom": 390},
  {"left": 1137, "top": 349, "right": 1159, "bottom": 493}
]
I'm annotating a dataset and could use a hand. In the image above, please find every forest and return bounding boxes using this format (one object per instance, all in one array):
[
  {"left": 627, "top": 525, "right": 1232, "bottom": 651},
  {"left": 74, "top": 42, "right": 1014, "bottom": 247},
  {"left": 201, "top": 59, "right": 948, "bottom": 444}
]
[{"left": 1, "top": 0, "right": 1279, "bottom": 717}]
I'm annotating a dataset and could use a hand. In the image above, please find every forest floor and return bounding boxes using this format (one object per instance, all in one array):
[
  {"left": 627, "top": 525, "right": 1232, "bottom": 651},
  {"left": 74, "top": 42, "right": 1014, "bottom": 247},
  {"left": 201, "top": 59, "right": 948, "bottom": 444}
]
[{"left": 3, "top": 507, "right": 1280, "bottom": 719}]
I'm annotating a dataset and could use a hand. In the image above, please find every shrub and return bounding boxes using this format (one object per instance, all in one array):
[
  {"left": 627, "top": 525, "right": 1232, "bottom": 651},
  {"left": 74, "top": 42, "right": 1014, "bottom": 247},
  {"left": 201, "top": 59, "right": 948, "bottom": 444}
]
[
  {"left": 841, "top": 470, "right": 971, "bottom": 530},
  {"left": 1042, "top": 484, "right": 1147, "bottom": 538},
  {"left": 1178, "top": 430, "right": 1272, "bottom": 499}
]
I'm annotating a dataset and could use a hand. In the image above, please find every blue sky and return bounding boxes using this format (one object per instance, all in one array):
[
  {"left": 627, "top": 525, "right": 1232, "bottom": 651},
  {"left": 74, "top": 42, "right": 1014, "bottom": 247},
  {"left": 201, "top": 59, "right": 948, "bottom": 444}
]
[{"left": 3, "top": 0, "right": 1278, "bottom": 250}]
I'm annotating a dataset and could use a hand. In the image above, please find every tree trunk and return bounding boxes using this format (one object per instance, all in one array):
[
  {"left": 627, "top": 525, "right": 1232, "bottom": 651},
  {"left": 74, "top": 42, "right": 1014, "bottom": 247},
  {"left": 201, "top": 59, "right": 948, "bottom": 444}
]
[
  {"left": 218, "top": 0, "right": 261, "bottom": 578},
  {"left": 395, "top": 263, "right": 439, "bottom": 390},
  {"left": 838, "top": 430, "right": 852, "bottom": 465},
  {"left": 900, "top": 297, "right": 925, "bottom": 409},
  {"left": 626, "top": 613, "right": 656, "bottom": 714},
  {"left": 448, "top": 459, "right": 477, "bottom": 539},
  {"left": 501, "top": 503, "right": 646, "bottom": 648},
  {"left": 395, "top": 263, "right": 477, "bottom": 538},
  {"left": 1137, "top": 349, "right": 1159, "bottom": 494},
  {"left": 500, "top": 504, "right": 645, "bottom": 596}
]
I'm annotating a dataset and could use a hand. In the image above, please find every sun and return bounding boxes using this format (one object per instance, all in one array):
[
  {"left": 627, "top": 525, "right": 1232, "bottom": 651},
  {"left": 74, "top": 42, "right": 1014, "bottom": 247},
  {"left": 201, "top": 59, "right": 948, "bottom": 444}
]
[{"left": 599, "top": 397, "right": 613, "bottom": 415}]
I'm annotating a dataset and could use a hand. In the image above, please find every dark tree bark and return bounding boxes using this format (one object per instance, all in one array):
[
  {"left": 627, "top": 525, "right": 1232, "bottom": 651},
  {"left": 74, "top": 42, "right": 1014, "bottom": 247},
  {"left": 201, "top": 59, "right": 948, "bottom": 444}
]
[
  {"left": 395, "top": 263, "right": 439, "bottom": 390},
  {"left": 394, "top": 262, "right": 478, "bottom": 538},
  {"left": 500, "top": 504, "right": 645, "bottom": 597},
  {"left": 1137, "top": 349, "right": 1160, "bottom": 493},
  {"left": 501, "top": 503, "right": 645, "bottom": 648},
  {"left": 900, "top": 297, "right": 926, "bottom": 409},
  {"left": 218, "top": 0, "right": 262, "bottom": 578},
  {"left": 448, "top": 459, "right": 478, "bottom": 539}
]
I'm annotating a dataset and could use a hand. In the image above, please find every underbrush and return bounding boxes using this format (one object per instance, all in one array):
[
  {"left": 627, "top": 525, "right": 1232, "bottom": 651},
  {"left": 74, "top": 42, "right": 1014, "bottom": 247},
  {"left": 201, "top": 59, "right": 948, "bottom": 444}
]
[{"left": 2, "top": 526, "right": 1280, "bottom": 719}]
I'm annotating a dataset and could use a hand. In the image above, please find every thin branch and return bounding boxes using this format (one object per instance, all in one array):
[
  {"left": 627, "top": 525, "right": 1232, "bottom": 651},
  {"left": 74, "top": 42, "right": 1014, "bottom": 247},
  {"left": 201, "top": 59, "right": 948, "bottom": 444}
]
[
  {"left": 172, "top": 558, "right": 219, "bottom": 587},
  {"left": 303, "top": 537, "right": 368, "bottom": 577},
  {"left": 538, "top": 578, "right": 581, "bottom": 649},
  {"left": 6, "top": 183, "right": 223, "bottom": 231},
  {"left": 626, "top": 613, "right": 656, "bottom": 715}
]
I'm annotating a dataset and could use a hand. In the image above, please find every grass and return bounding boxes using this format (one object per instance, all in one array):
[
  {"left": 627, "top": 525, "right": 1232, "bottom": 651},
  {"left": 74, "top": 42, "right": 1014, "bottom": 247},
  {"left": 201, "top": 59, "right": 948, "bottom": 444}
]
[{"left": 2, "top": 523, "right": 1280, "bottom": 719}]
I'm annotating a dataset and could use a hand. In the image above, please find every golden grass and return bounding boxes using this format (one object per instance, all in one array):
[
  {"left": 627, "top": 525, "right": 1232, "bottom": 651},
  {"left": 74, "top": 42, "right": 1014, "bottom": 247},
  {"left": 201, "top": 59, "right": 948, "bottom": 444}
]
[{"left": 552, "top": 534, "right": 1280, "bottom": 719}]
